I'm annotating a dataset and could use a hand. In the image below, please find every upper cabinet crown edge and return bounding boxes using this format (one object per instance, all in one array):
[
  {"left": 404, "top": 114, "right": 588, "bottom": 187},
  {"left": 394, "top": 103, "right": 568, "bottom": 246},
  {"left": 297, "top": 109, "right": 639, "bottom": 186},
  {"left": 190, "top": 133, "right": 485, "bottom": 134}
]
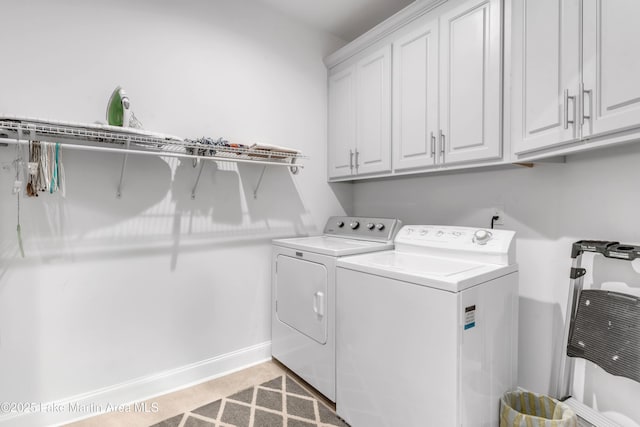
[{"left": 324, "top": 0, "right": 448, "bottom": 69}]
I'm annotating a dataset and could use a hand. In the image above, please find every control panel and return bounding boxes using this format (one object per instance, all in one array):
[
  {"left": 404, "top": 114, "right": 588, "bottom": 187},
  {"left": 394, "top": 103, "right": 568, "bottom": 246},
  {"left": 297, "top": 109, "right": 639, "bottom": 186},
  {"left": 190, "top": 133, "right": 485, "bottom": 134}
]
[
  {"left": 395, "top": 225, "right": 516, "bottom": 265},
  {"left": 324, "top": 216, "right": 402, "bottom": 242}
]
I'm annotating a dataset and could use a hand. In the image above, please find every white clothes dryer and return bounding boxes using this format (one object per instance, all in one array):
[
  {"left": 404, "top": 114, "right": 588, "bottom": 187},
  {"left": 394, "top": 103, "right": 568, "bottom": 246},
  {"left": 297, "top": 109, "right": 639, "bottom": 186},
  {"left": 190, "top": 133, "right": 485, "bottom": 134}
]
[
  {"left": 336, "top": 225, "right": 519, "bottom": 427},
  {"left": 272, "top": 216, "right": 402, "bottom": 402}
]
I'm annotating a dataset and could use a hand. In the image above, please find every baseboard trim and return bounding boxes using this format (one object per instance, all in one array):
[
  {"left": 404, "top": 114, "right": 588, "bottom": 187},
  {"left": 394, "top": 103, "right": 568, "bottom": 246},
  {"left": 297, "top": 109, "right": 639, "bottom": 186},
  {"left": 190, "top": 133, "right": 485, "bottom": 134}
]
[{"left": 0, "top": 341, "right": 271, "bottom": 427}]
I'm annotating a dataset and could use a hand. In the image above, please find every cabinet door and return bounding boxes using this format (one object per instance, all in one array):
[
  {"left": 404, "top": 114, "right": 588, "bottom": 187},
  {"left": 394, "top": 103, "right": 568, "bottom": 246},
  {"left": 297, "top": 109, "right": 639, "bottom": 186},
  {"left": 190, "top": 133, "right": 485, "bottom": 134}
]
[
  {"left": 582, "top": 0, "right": 640, "bottom": 138},
  {"left": 439, "top": 0, "right": 503, "bottom": 164},
  {"left": 393, "top": 22, "right": 439, "bottom": 172},
  {"left": 355, "top": 45, "right": 392, "bottom": 175},
  {"left": 512, "top": 0, "right": 581, "bottom": 154},
  {"left": 328, "top": 66, "right": 356, "bottom": 179}
]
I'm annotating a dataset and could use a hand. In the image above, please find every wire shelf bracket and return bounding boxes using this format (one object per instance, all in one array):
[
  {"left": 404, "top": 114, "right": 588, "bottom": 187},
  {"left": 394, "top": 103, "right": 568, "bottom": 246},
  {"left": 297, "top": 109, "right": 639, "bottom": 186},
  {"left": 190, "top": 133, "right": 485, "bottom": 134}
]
[
  {"left": 116, "top": 137, "right": 131, "bottom": 199},
  {"left": 253, "top": 165, "right": 268, "bottom": 199},
  {"left": 191, "top": 160, "right": 206, "bottom": 200}
]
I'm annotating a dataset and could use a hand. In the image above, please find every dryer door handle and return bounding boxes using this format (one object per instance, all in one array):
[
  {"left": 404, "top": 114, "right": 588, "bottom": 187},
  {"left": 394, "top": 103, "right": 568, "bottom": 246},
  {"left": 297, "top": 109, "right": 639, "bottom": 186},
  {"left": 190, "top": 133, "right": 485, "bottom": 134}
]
[{"left": 313, "top": 291, "right": 325, "bottom": 317}]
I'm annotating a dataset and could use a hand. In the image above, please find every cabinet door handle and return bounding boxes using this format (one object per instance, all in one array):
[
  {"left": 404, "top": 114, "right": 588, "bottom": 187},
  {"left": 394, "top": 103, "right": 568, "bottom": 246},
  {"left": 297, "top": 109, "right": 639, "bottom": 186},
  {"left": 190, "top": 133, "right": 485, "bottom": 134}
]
[
  {"left": 564, "top": 89, "right": 576, "bottom": 130},
  {"left": 439, "top": 130, "right": 445, "bottom": 161},
  {"left": 355, "top": 150, "right": 360, "bottom": 171},
  {"left": 582, "top": 85, "right": 592, "bottom": 125},
  {"left": 349, "top": 149, "right": 354, "bottom": 172},
  {"left": 430, "top": 132, "right": 436, "bottom": 157}
]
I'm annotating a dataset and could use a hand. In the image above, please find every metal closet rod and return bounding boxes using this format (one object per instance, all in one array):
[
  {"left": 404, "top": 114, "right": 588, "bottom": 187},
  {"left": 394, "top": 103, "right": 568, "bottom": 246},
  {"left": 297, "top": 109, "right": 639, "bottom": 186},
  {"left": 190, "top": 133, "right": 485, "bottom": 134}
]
[{"left": 1, "top": 138, "right": 304, "bottom": 168}]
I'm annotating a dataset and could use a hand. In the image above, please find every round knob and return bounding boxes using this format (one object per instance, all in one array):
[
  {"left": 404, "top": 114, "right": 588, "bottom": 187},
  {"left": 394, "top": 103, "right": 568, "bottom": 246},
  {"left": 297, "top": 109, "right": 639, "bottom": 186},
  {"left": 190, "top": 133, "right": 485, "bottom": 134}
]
[
  {"left": 366, "top": 223, "right": 375, "bottom": 230},
  {"left": 473, "top": 229, "right": 492, "bottom": 245},
  {"left": 337, "top": 221, "right": 345, "bottom": 228},
  {"left": 420, "top": 229, "right": 428, "bottom": 236},
  {"left": 376, "top": 223, "right": 385, "bottom": 231},
  {"left": 350, "top": 221, "right": 360, "bottom": 230}
]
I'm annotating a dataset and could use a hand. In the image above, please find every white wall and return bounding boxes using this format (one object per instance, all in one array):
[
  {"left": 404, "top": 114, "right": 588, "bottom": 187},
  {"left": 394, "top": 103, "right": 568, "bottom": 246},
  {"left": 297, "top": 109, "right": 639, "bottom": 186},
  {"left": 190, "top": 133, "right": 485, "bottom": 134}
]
[
  {"left": 0, "top": 0, "right": 350, "bottom": 424},
  {"left": 353, "top": 142, "right": 640, "bottom": 420}
]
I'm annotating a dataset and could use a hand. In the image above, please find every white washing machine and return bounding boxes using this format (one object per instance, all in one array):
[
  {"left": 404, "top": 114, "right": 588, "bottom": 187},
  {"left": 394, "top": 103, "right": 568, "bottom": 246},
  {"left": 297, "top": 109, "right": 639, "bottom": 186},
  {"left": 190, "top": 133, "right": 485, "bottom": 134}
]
[
  {"left": 336, "top": 225, "right": 519, "bottom": 427},
  {"left": 272, "top": 216, "right": 402, "bottom": 402}
]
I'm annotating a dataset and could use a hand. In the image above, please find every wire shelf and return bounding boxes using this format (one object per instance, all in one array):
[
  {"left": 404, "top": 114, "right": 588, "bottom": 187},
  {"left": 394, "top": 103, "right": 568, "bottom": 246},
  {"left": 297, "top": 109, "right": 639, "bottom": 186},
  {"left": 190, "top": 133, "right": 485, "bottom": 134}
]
[{"left": 0, "top": 116, "right": 304, "bottom": 170}]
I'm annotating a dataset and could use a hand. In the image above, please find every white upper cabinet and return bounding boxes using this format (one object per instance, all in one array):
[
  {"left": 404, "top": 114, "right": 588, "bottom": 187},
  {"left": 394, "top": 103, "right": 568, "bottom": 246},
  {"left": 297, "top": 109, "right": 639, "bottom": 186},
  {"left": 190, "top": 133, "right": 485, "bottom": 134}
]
[
  {"left": 582, "top": 0, "right": 640, "bottom": 138},
  {"left": 511, "top": 0, "right": 581, "bottom": 155},
  {"left": 512, "top": 0, "right": 640, "bottom": 157},
  {"left": 326, "top": 0, "right": 505, "bottom": 181},
  {"left": 439, "top": 0, "right": 502, "bottom": 164},
  {"left": 393, "top": 21, "right": 439, "bottom": 172},
  {"left": 328, "top": 66, "right": 357, "bottom": 179},
  {"left": 328, "top": 46, "right": 391, "bottom": 179},
  {"left": 356, "top": 46, "right": 392, "bottom": 175}
]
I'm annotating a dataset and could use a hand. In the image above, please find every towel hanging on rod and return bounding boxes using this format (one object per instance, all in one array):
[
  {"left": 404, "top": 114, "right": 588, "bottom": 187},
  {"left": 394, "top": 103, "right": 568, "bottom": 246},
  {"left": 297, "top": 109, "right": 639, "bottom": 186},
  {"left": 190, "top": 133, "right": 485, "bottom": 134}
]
[{"left": 26, "top": 141, "right": 65, "bottom": 197}]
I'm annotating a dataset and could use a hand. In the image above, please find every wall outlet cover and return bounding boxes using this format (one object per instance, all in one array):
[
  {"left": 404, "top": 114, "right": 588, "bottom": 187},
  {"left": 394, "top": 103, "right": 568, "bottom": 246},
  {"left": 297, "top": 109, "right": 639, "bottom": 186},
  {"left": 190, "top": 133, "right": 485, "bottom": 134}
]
[{"left": 493, "top": 205, "right": 505, "bottom": 226}]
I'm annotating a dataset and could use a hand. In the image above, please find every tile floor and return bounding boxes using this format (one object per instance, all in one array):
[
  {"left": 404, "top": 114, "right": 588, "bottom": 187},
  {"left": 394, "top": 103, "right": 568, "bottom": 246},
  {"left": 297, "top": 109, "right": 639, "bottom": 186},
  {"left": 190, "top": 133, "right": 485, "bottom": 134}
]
[
  {"left": 57, "top": 358, "right": 598, "bottom": 427},
  {"left": 66, "top": 360, "right": 334, "bottom": 427}
]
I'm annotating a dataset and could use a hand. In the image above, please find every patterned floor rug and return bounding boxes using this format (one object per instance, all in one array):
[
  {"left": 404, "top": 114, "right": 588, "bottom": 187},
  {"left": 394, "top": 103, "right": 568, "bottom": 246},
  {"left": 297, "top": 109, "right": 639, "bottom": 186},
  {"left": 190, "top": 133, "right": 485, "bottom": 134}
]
[{"left": 151, "top": 375, "right": 348, "bottom": 427}]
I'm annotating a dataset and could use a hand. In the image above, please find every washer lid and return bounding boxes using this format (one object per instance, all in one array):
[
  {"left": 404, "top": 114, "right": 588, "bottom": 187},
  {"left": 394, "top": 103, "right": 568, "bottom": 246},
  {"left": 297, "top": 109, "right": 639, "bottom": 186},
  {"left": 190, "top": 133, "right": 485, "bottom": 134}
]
[
  {"left": 337, "top": 251, "right": 518, "bottom": 292},
  {"left": 273, "top": 236, "right": 393, "bottom": 257}
]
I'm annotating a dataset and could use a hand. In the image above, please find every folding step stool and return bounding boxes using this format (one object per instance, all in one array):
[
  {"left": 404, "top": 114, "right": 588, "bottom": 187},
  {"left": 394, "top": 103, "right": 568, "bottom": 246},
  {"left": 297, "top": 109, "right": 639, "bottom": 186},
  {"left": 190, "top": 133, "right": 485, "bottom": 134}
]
[{"left": 557, "top": 241, "right": 640, "bottom": 427}]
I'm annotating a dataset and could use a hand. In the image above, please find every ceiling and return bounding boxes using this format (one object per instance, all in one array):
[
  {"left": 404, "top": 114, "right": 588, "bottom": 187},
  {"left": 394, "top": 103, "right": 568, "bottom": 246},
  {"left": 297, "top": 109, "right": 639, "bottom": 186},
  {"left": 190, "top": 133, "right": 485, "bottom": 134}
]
[{"left": 254, "top": 0, "right": 416, "bottom": 42}]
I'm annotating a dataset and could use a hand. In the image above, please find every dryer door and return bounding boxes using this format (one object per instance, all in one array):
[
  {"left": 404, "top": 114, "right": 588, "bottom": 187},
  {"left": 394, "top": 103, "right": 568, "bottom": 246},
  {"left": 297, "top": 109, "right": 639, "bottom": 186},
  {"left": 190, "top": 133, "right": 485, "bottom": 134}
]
[{"left": 276, "top": 255, "right": 328, "bottom": 344}]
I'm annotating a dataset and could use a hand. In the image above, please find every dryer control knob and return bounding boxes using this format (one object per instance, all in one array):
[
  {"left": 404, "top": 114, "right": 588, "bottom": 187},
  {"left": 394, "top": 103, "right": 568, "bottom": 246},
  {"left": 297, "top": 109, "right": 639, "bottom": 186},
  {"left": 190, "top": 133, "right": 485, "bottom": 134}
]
[
  {"left": 376, "top": 223, "right": 385, "bottom": 231},
  {"left": 366, "top": 223, "right": 375, "bottom": 230},
  {"left": 473, "top": 229, "right": 492, "bottom": 245},
  {"left": 337, "top": 221, "right": 345, "bottom": 228},
  {"left": 350, "top": 221, "right": 360, "bottom": 230}
]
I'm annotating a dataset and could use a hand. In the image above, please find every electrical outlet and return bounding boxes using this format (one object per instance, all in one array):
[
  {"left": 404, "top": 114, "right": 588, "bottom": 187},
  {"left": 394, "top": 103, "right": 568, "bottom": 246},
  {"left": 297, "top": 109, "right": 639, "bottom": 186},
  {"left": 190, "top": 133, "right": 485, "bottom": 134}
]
[{"left": 492, "top": 205, "right": 505, "bottom": 226}]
